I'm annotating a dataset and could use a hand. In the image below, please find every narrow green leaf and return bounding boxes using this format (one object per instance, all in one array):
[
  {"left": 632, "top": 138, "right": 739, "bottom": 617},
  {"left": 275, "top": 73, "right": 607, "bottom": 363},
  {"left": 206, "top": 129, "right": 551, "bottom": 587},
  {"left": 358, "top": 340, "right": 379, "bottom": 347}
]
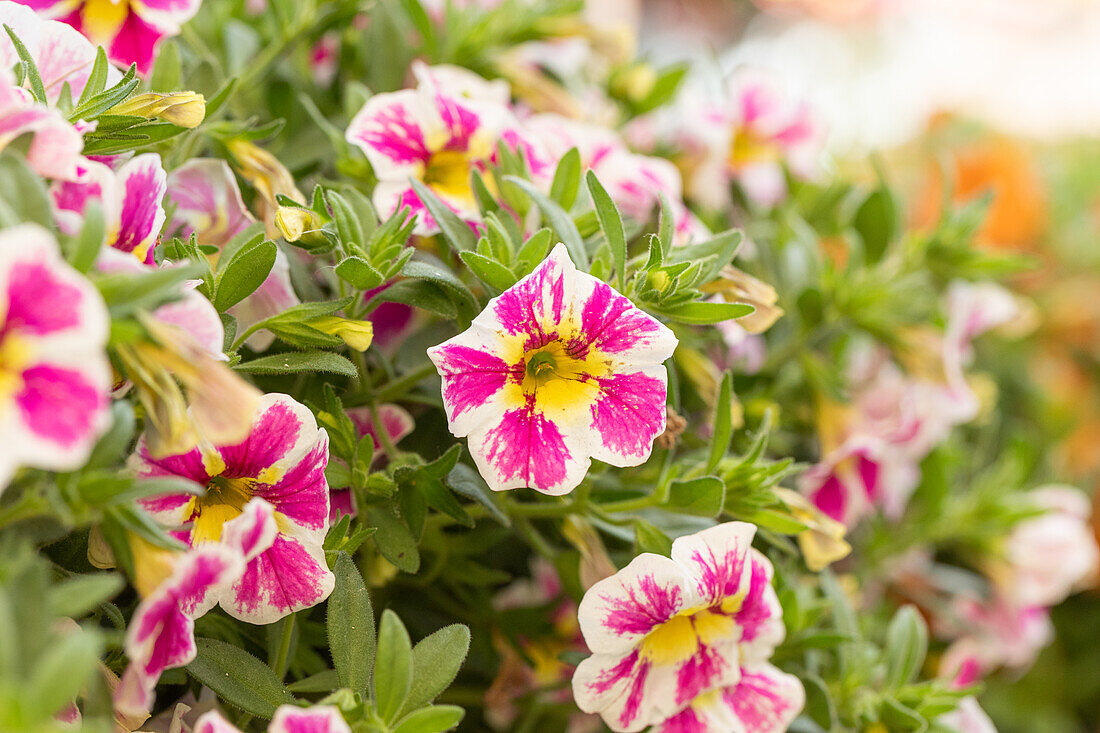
[
  {"left": 393, "top": 705, "right": 465, "bottom": 733},
  {"left": 409, "top": 179, "right": 477, "bottom": 252},
  {"left": 633, "top": 520, "right": 672, "bottom": 556},
  {"left": 459, "top": 251, "right": 516, "bottom": 291},
  {"left": 374, "top": 610, "right": 413, "bottom": 724},
  {"left": 585, "top": 170, "right": 628, "bottom": 290},
  {"left": 187, "top": 638, "right": 296, "bottom": 719},
  {"left": 667, "top": 476, "right": 725, "bottom": 517},
  {"left": 27, "top": 628, "right": 101, "bottom": 720},
  {"left": 400, "top": 624, "right": 471, "bottom": 715},
  {"left": 504, "top": 176, "right": 588, "bottom": 270},
  {"left": 4, "top": 25, "right": 47, "bottom": 102},
  {"left": 653, "top": 301, "right": 754, "bottom": 325},
  {"left": 328, "top": 552, "right": 376, "bottom": 695},
  {"left": 884, "top": 605, "right": 928, "bottom": 689},
  {"left": 550, "top": 147, "right": 582, "bottom": 209},
  {"left": 707, "top": 372, "right": 734, "bottom": 472},
  {"left": 335, "top": 255, "right": 385, "bottom": 290},
  {"left": 235, "top": 351, "right": 357, "bottom": 378},
  {"left": 48, "top": 574, "right": 123, "bottom": 618},
  {"left": 214, "top": 239, "right": 276, "bottom": 311}
]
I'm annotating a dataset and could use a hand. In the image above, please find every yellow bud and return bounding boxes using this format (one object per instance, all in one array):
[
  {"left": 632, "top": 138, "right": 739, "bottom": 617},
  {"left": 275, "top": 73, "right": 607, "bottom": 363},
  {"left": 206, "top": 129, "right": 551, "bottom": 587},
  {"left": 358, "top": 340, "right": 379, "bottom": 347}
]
[
  {"left": 310, "top": 316, "right": 374, "bottom": 351},
  {"left": 107, "top": 92, "right": 206, "bottom": 128},
  {"left": 275, "top": 206, "right": 315, "bottom": 242},
  {"left": 774, "top": 488, "right": 852, "bottom": 572},
  {"left": 227, "top": 139, "right": 304, "bottom": 238}
]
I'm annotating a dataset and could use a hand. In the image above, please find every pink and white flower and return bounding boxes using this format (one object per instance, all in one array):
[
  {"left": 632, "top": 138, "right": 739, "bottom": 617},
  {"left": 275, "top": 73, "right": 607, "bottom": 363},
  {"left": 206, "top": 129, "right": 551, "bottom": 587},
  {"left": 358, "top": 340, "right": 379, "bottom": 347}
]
[
  {"left": 0, "top": 1, "right": 108, "bottom": 102},
  {"left": 0, "top": 224, "right": 111, "bottom": 489},
  {"left": 994, "top": 485, "right": 1098, "bottom": 607},
  {"left": 684, "top": 71, "right": 821, "bottom": 209},
  {"left": 130, "top": 393, "right": 335, "bottom": 624},
  {"left": 194, "top": 705, "right": 351, "bottom": 733},
  {"left": 571, "top": 522, "right": 798, "bottom": 732},
  {"left": 525, "top": 113, "right": 704, "bottom": 244},
  {"left": 166, "top": 158, "right": 256, "bottom": 248},
  {"left": 345, "top": 67, "right": 535, "bottom": 234},
  {"left": 53, "top": 152, "right": 168, "bottom": 264},
  {"left": 115, "top": 499, "right": 277, "bottom": 716},
  {"left": 939, "top": 596, "right": 1053, "bottom": 683},
  {"left": 0, "top": 68, "right": 84, "bottom": 179},
  {"left": 936, "top": 697, "right": 998, "bottom": 733},
  {"left": 655, "top": 664, "right": 805, "bottom": 733},
  {"left": 799, "top": 434, "right": 918, "bottom": 526},
  {"left": 427, "top": 244, "right": 677, "bottom": 495},
  {"left": 21, "top": 0, "right": 201, "bottom": 74}
]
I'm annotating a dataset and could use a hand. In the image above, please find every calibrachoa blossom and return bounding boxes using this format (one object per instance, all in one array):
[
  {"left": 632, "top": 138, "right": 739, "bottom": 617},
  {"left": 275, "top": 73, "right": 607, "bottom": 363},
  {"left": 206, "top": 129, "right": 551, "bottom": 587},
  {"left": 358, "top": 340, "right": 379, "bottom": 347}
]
[
  {"left": 115, "top": 499, "right": 277, "bottom": 716},
  {"left": 53, "top": 153, "right": 168, "bottom": 264},
  {"left": 991, "top": 485, "right": 1098, "bottom": 607},
  {"left": 131, "top": 393, "right": 335, "bottom": 624},
  {"left": 345, "top": 66, "right": 537, "bottom": 234},
  {"left": 0, "top": 1, "right": 107, "bottom": 101},
  {"left": 655, "top": 665, "right": 805, "bottom": 733},
  {"left": 427, "top": 244, "right": 677, "bottom": 495},
  {"left": 21, "top": 0, "right": 201, "bottom": 74},
  {"left": 938, "top": 595, "right": 1053, "bottom": 683},
  {"left": 0, "top": 224, "right": 111, "bottom": 489},
  {"left": 0, "top": 69, "right": 84, "bottom": 179},
  {"left": 166, "top": 158, "right": 255, "bottom": 247},
  {"left": 195, "top": 706, "right": 351, "bottom": 733},
  {"left": 571, "top": 522, "right": 799, "bottom": 732}
]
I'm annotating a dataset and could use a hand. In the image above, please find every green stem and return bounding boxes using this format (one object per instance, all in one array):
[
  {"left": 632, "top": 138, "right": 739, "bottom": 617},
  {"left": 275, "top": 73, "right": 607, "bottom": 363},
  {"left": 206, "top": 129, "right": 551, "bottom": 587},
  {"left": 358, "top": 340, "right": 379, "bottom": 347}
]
[
  {"left": 272, "top": 612, "right": 296, "bottom": 680},
  {"left": 371, "top": 362, "right": 438, "bottom": 403}
]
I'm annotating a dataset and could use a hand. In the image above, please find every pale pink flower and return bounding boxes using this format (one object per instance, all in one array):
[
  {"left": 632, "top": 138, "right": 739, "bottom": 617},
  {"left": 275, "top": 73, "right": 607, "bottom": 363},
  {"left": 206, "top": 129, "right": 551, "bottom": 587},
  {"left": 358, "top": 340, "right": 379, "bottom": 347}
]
[
  {"left": 0, "top": 70, "right": 84, "bottom": 179},
  {"left": 194, "top": 705, "right": 351, "bottom": 733},
  {"left": 166, "top": 159, "right": 255, "bottom": 248},
  {"left": 0, "top": 1, "right": 109, "bottom": 102}
]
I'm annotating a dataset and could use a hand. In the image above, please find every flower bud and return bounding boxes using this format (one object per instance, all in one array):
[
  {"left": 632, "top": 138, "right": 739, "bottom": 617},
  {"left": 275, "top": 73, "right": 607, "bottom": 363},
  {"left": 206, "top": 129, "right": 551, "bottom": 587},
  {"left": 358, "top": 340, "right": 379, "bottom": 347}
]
[
  {"left": 107, "top": 92, "right": 206, "bottom": 128},
  {"left": 308, "top": 315, "right": 374, "bottom": 351}
]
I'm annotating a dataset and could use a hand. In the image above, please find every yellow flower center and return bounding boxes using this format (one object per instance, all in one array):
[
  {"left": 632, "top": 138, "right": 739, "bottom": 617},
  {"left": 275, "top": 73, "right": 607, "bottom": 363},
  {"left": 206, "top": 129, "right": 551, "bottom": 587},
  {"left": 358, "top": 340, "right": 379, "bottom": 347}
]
[
  {"left": 82, "top": 0, "right": 130, "bottom": 44},
  {"left": 190, "top": 475, "right": 253, "bottom": 544},
  {"left": 423, "top": 150, "right": 477, "bottom": 201},
  {"left": 639, "top": 608, "right": 738, "bottom": 666},
  {"left": 0, "top": 332, "right": 31, "bottom": 408},
  {"left": 728, "top": 128, "right": 779, "bottom": 170}
]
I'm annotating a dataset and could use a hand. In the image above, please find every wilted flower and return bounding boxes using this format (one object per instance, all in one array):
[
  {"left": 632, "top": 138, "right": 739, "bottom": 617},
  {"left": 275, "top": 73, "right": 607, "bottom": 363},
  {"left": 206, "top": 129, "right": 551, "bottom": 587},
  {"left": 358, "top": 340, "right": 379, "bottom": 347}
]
[
  {"left": 108, "top": 91, "right": 206, "bottom": 127},
  {"left": 345, "top": 66, "right": 535, "bottom": 234},
  {"left": 166, "top": 159, "right": 256, "bottom": 247},
  {"left": 991, "top": 485, "right": 1098, "bottom": 607},
  {"left": 115, "top": 500, "right": 277, "bottom": 716},
  {"left": 53, "top": 153, "right": 168, "bottom": 264},
  {"left": 24, "top": 0, "right": 201, "bottom": 74},
  {"left": 773, "top": 487, "right": 851, "bottom": 571},
  {"left": 0, "top": 224, "right": 111, "bottom": 489},
  {"left": 226, "top": 139, "right": 305, "bottom": 237},
  {"left": 572, "top": 522, "right": 799, "bottom": 732},
  {"left": 0, "top": 68, "right": 84, "bottom": 179},
  {"left": 131, "top": 393, "right": 335, "bottom": 624},
  {"left": 699, "top": 266, "right": 783, "bottom": 334},
  {"left": 427, "top": 244, "right": 677, "bottom": 495}
]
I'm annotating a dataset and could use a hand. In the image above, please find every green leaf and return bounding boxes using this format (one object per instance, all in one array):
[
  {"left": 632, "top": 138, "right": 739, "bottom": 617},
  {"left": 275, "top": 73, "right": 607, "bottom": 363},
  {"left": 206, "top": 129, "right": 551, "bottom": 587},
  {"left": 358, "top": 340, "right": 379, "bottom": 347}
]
[
  {"left": 27, "top": 627, "right": 101, "bottom": 720},
  {"left": 78, "top": 47, "right": 111, "bottom": 106},
  {"left": 367, "top": 506, "right": 420, "bottom": 573},
  {"left": 879, "top": 698, "right": 928, "bottom": 732},
  {"left": 235, "top": 351, "right": 357, "bottom": 378},
  {"left": 447, "top": 464, "right": 510, "bottom": 527},
  {"left": 328, "top": 552, "right": 376, "bottom": 695},
  {"left": 368, "top": 279, "right": 457, "bottom": 319},
  {"left": 665, "top": 229, "right": 742, "bottom": 284},
  {"left": 586, "top": 170, "right": 628, "bottom": 290},
  {"left": 335, "top": 255, "right": 385, "bottom": 290},
  {"left": 400, "top": 624, "right": 471, "bottom": 715},
  {"left": 84, "top": 400, "right": 135, "bottom": 470},
  {"left": 0, "top": 152, "right": 52, "bottom": 227},
  {"left": 187, "top": 638, "right": 296, "bottom": 719},
  {"left": 214, "top": 239, "right": 276, "bottom": 311},
  {"left": 504, "top": 176, "right": 588, "bottom": 270},
  {"left": 286, "top": 669, "right": 340, "bottom": 694},
  {"left": 409, "top": 179, "right": 477, "bottom": 252},
  {"left": 854, "top": 187, "right": 897, "bottom": 264},
  {"left": 633, "top": 520, "right": 672, "bottom": 556},
  {"left": 393, "top": 705, "right": 465, "bottom": 733},
  {"left": 96, "top": 261, "right": 204, "bottom": 314},
  {"left": 513, "top": 227, "right": 552, "bottom": 275},
  {"left": 739, "top": 509, "right": 808, "bottom": 535},
  {"left": 459, "top": 251, "right": 516, "bottom": 292},
  {"left": 48, "top": 574, "right": 123, "bottom": 618},
  {"left": 550, "top": 147, "right": 582, "bottom": 209},
  {"left": 70, "top": 200, "right": 105, "bottom": 273},
  {"left": 884, "top": 605, "right": 929, "bottom": 689},
  {"left": 653, "top": 301, "right": 754, "bottom": 325},
  {"left": 707, "top": 372, "right": 734, "bottom": 473},
  {"left": 374, "top": 610, "right": 413, "bottom": 724},
  {"left": 4, "top": 24, "right": 47, "bottom": 103},
  {"left": 667, "top": 477, "right": 725, "bottom": 517},
  {"left": 327, "top": 191, "right": 365, "bottom": 253},
  {"left": 402, "top": 260, "right": 478, "bottom": 317}
]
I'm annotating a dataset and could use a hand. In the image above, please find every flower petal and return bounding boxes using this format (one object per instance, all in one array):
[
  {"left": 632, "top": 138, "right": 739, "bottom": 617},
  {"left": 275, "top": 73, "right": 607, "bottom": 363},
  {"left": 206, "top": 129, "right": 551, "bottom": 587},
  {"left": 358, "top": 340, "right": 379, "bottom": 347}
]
[
  {"left": 588, "top": 368, "right": 668, "bottom": 467},
  {"left": 112, "top": 153, "right": 168, "bottom": 263},
  {"left": 269, "top": 705, "right": 352, "bottom": 733},
  {"left": 222, "top": 529, "right": 335, "bottom": 624},
  {"left": 670, "top": 521, "right": 757, "bottom": 609}
]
